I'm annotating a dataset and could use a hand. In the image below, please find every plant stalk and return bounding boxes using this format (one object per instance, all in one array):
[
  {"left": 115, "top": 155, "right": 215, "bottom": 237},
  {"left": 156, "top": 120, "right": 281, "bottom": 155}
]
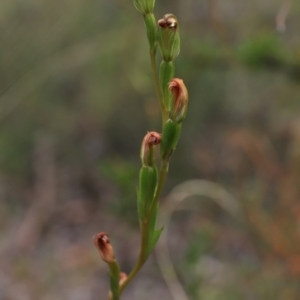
[
  {"left": 119, "top": 160, "right": 169, "bottom": 294},
  {"left": 108, "top": 261, "right": 121, "bottom": 300},
  {"left": 119, "top": 221, "right": 147, "bottom": 294},
  {"left": 149, "top": 49, "right": 168, "bottom": 124}
]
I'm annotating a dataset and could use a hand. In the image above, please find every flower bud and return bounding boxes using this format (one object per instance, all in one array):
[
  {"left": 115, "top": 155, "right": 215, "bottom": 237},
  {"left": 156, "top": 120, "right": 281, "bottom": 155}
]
[
  {"left": 93, "top": 232, "right": 115, "bottom": 264},
  {"left": 169, "top": 78, "right": 189, "bottom": 123},
  {"left": 157, "top": 14, "right": 180, "bottom": 62},
  {"left": 133, "top": 0, "right": 155, "bottom": 14},
  {"left": 140, "top": 131, "right": 161, "bottom": 167}
]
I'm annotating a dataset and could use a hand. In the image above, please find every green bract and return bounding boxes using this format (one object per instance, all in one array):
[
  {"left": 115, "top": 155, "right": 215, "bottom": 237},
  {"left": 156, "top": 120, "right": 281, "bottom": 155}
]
[
  {"left": 160, "top": 119, "right": 182, "bottom": 160},
  {"left": 143, "top": 13, "right": 157, "bottom": 51},
  {"left": 159, "top": 61, "right": 175, "bottom": 110},
  {"left": 133, "top": 0, "right": 155, "bottom": 14},
  {"left": 138, "top": 166, "right": 157, "bottom": 221}
]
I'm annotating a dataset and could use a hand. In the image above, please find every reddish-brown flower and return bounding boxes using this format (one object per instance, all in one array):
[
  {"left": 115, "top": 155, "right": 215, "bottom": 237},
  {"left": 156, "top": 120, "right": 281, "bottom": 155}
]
[
  {"left": 140, "top": 131, "right": 161, "bottom": 166},
  {"left": 93, "top": 232, "right": 115, "bottom": 264},
  {"left": 158, "top": 14, "right": 178, "bottom": 29},
  {"left": 168, "top": 78, "right": 188, "bottom": 123}
]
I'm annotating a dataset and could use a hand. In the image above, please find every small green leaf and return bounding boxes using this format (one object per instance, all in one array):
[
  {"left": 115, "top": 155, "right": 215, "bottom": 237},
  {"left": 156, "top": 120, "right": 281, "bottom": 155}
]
[
  {"left": 136, "top": 188, "right": 143, "bottom": 228},
  {"left": 145, "top": 203, "right": 163, "bottom": 257},
  {"left": 147, "top": 202, "right": 158, "bottom": 237},
  {"left": 143, "top": 13, "right": 157, "bottom": 51},
  {"left": 133, "top": 0, "right": 155, "bottom": 14},
  {"left": 146, "top": 227, "right": 164, "bottom": 257}
]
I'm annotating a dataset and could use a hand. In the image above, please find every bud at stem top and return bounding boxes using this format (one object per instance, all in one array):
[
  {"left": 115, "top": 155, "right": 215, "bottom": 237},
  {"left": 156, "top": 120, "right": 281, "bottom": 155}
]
[{"left": 158, "top": 14, "right": 180, "bottom": 62}]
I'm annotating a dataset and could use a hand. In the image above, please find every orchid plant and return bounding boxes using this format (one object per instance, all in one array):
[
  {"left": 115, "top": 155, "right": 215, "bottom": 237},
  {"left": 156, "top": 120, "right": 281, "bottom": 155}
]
[{"left": 94, "top": 1, "right": 189, "bottom": 299}]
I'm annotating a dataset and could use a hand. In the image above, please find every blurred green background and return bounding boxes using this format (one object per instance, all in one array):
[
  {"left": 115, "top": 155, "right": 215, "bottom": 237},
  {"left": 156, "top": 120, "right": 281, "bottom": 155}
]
[{"left": 1, "top": 0, "right": 300, "bottom": 299}]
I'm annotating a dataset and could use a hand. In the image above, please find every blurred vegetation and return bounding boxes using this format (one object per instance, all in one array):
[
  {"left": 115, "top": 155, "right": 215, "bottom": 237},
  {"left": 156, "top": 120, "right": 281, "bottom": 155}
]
[{"left": 1, "top": 0, "right": 300, "bottom": 299}]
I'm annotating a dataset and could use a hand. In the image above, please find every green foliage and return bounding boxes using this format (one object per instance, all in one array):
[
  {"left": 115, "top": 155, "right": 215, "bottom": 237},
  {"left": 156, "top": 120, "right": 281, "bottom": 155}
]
[
  {"left": 198, "top": 286, "right": 243, "bottom": 300},
  {"left": 237, "top": 34, "right": 286, "bottom": 69},
  {"left": 0, "top": 119, "right": 34, "bottom": 178},
  {"left": 184, "top": 226, "right": 215, "bottom": 265},
  {"left": 187, "top": 39, "right": 226, "bottom": 69}
]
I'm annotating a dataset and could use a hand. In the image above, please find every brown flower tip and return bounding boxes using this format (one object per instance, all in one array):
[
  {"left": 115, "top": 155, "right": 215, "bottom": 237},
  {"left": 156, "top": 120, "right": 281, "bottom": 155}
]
[
  {"left": 158, "top": 14, "right": 178, "bottom": 29},
  {"left": 93, "top": 232, "right": 115, "bottom": 264},
  {"left": 157, "top": 14, "right": 180, "bottom": 61},
  {"left": 140, "top": 131, "right": 161, "bottom": 166},
  {"left": 168, "top": 78, "right": 188, "bottom": 123}
]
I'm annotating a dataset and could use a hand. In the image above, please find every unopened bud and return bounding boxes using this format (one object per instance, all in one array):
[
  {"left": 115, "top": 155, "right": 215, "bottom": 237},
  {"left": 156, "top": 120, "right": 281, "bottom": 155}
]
[
  {"left": 140, "top": 131, "right": 161, "bottom": 167},
  {"left": 158, "top": 14, "right": 180, "bottom": 62},
  {"left": 133, "top": 0, "right": 155, "bottom": 14},
  {"left": 93, "top": 232, "right": 115, "bottom": 264},
  {"left": 169, "top": 78, "right": 188, "bottom": 123}
]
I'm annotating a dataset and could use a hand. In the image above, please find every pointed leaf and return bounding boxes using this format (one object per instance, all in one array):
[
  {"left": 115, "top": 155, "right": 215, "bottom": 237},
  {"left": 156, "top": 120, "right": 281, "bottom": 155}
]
[{"left": 146, "top": 227, "right": 164, "bottom": 257}]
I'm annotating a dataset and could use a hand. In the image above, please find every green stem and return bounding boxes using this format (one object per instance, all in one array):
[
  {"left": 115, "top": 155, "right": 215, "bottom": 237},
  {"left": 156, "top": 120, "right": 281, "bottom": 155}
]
[
  {"left": 119, "top": 221, "right": 148, "bottom": 294},
  {"left": 119, "top": 160, "right": 169, "bottom": 295},
  {"left": 149, "top": 49, "right": 168, "bottom": 124},
  {"left": 108, "top": 261, "right": 121, "bottom": 300}
]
